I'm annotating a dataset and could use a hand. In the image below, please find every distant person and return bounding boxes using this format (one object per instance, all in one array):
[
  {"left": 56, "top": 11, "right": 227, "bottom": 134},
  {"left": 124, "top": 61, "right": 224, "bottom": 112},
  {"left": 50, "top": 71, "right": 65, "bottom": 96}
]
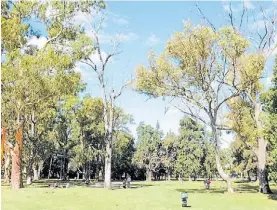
[
  {"left": 204, "top": 179, "right": 211, "bottom": 189},
  {"left": 207, "top": 179, "right": 211, "bottom": 189}
]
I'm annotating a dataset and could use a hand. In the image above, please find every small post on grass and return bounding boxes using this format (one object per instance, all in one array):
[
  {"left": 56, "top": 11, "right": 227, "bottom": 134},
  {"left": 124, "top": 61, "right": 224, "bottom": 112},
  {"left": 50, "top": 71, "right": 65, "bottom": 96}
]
[{"left": 181, "top": 192, "right": 188, "bottom": 207}]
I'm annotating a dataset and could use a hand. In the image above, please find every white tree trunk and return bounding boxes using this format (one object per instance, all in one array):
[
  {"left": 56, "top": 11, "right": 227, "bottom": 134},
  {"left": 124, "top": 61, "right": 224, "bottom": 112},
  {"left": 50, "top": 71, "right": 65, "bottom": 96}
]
[
  {"left": 33, "top": 164, "right": 39, "bottom": 181},
  {"left": 215, "top": 151, "right": 233, "bottom": 193},
  {"left": 147, "top": 167, "right": 152, "bottom": 182},
  {"left": 255, "top": 102, "right": 272, "bottom": 194},
  {"left": 212, "top": 125, "right": 233, "bottom": 193},
  {"left": 104, "top": 142, "right": 112, "bottom": 189},
  {"left": 103, "top": 88, "right": 115, "bottom": 189},
  {"left": 26, "top": 158, "right": 33, "bottom": 185}
]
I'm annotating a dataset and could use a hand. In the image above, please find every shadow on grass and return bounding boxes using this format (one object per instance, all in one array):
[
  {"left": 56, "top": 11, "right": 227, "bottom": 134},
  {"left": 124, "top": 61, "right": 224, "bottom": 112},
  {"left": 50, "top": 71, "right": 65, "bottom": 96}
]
[
  {"left": 268, "top": 189, "right": 277, "bottom": 201},
  {"left": 175, "top": 188, "right": 225, "bottom": 194},
  {"left": 235, "top": 184, "right": 259, "bottom": 193},
  {"left": 92, "top": 183, "right": 154, "bottom": 190},
  {"left": 268, "top": 194, "right": 277, "bottom": 200},
  {"left": 234, "top": 180, "right": 251, "bottom": 184},
  {"left": 15, "top": 179, "right": 154, "bottom": 190}
]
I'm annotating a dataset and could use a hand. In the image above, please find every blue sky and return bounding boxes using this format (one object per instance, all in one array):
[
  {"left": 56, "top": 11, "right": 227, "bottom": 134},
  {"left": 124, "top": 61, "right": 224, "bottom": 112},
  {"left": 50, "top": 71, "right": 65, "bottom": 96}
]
[{"left": 29, "top": 1, "right": 276, "bottom": 148}]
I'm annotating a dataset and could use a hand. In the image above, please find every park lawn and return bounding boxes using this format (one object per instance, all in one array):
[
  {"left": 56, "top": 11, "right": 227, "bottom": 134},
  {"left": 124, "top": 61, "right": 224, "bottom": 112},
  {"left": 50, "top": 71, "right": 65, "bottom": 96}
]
[{"left": 1, "top": 180, "right": 276, "bottom": 210}]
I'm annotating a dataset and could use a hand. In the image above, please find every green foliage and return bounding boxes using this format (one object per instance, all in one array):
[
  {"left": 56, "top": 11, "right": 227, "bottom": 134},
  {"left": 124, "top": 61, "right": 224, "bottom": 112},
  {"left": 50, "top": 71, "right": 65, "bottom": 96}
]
[
  {"left": 135, "top": 23, "right": 249, "bottom": 102},
  {"left": 230, "top": 138, "right": 257, "bottom": 177},
  {"left": 1, "top": 0, "right": 105, "bottom": 184},
  {"left": 175, "top": 118, "right": 215, "bottom": 178},
  {"left": 71, "top": 96, "right": 104, "bottom": 169},
  {"left": 227, "top": 98, "right": 258, "bottom": 148},
  {"left": 133, "top": 122, "right": 163, "bottom": 173},
  {"left": 112, "top": 131, "right": 135, "bottom": 179},
  {"left": 160, "top": 132, "right": 178, "bottom": 177}
]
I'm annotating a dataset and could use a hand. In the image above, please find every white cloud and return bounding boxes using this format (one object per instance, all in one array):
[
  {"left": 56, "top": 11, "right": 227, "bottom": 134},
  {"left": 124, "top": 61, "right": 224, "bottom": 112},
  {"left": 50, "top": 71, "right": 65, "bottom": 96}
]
[
  {"left": 112, "top": 17, "right": 129, "bottom": 26},
  {"left": 108, "top": 11, "right": 129, "bottom": 26},
  {"left": 85, "top": 31, "right": 138, "bottom": 44},
  {"left": 72, "top": 10, "right": 108, "bottom": 30},
  {"left": 146, "top": 34, "right": 161, "bottom": 46},
  {"left": 222, "top": 3, "right": 241, "bottom": 13},
  {"left": 90, "top": 51, "right": 107, "bottom": 66},
  {"left": 73, "top": 11, "right": 89, "bottom": 25},
  {"left": 244, "top": 0, "right": 255, "bottom": 9},
  {"left": 74, "top": 62, "right": 96, "bottom": 82},
  {"left": 249, "top": 20, "right": 265, "bottom": 30},
  {"left": 115, "top": 32, "right": 139, "bottom": 42},
  {"left": 88, "top": 51, "right": 114, "bottom": 66},
  {"left": 223, "top": 4, "right": 230, "bottom": 12},
  {"left": 27, "top": 36, "right": 47, "bottom": 49},
  {"left": 223, "top": 1, "right": 255, "bottom": 13}
]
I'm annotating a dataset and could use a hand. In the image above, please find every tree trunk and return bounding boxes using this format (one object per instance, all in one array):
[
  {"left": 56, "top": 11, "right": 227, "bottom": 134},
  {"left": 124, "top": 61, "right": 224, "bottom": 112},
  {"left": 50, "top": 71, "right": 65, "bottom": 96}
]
[
  {"left": 84, "top": 162, "right": 90, "bottom": 181},
  {"left": 48, "top": 156, "right": 53, "bottom": 179},
  {"left": 147, "top": 167, "right": 152, "bottom": 181},
  {"left": 33, "top": 164, "right": 39, "bottom": 181},
  {"left": 101, "top": 169, "right": 104, "bottom": 181},
  {"left": 4, "top": 152, "right": 11, "bottom": 184},
  {"left": 193, "top": 174, "right": 197, "bottom": 181},
  {"left": 258, "top": 137, "right": 272, "bottom": 193},
  {"left": 255, "top": 102, "right": 272, "bottom": 194},
  {"left": 11, "top": 126, "right": 24, "bottom": 189},
  {"left": 26, "top": 158, "right": 33, "bottom": 185},
  {"left": 215, "top": 151, "right": 233, "bottom": 192},
  {"left": 38, "top": 164, "right": 42, "bottom": 180},
  {"left": 11, "top": 145, "right": 23, "bottom": 189},
  {"left": 247, "top": 170, "right": 251, "bottom": 182},
  {"left": 167, "top": 173, "right": 171, "bottom": 181},
  {"left": 104, "top": 89, "right": 115, "bottom": 189},
  {"left": 212, "top": 124, "right": 233, "bottom": 193},
  {"left": 95, "top": 164, "right": 99, "bottom": 181},
  {"left": 104, "top": 142, "right": 112, "bottom": 189}
]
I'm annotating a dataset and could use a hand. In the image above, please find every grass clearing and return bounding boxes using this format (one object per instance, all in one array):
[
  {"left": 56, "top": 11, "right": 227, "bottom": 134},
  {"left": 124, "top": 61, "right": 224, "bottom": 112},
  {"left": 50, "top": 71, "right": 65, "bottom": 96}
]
[{"left": 1, "top": 180, "right": 276, "bottom": 210}]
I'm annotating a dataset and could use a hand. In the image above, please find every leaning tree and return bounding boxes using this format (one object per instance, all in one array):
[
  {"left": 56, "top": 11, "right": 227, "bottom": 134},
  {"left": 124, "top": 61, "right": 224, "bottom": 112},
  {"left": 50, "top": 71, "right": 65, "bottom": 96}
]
[{"left": 135, "top": 22, "right": 250, "bottom": 192}]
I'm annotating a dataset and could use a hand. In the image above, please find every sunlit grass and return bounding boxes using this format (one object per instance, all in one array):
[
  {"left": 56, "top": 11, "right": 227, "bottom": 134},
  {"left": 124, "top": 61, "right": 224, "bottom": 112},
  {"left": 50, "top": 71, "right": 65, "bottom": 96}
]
[{"left": 2, "top": 180, "right": 276, "bottom": 210}]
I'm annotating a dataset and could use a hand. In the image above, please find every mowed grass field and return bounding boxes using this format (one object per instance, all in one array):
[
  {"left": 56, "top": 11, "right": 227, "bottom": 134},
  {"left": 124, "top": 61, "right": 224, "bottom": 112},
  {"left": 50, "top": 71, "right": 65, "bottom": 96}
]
[{"left": 1, "top": 180, "right": 277, "bottom": 210}]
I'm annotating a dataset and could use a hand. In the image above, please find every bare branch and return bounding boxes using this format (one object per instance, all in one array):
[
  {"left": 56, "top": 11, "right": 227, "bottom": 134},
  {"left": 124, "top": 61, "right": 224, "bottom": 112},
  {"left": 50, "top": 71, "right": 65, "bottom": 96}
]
[
  {"left": 228, "top": 2, "right": 235, "bottom": 30},
  {"left": 170, "top": 102, "right": 210, "bottom": 126},
  {"left": 79, "top": 60, "right": 97, "bottom": 72},
  {"left": 114, "top": 76, "right": 134, "bottom": 99},
  {"left": 239, "top": 3, "right": 246, "bottom": 30},
  {"left": 215, "top": 91, "right": 240, "bottom": 112},
  {"left": 196, "top": 3, "right": 216, "bottom": 32}
]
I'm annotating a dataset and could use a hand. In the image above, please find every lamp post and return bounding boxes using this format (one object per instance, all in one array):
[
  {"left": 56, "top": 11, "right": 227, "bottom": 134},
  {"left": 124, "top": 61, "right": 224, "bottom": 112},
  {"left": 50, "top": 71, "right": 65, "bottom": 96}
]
[{"left": 181, "top": 192, "right": 188, "bottom": 207}]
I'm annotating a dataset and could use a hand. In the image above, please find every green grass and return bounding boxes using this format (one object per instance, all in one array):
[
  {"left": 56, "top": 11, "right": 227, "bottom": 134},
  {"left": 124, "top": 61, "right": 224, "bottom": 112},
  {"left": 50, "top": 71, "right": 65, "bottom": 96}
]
[{"left": 2, "top": 180, "right": 276, "bottom": 210}]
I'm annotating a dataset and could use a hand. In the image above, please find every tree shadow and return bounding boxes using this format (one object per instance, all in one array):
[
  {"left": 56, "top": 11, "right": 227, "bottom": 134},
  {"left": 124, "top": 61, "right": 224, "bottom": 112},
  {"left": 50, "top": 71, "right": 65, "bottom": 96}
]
[
  {"left": 2, "top": 179, "right": 154, "bottom": 190},
  {"left": 175, "top": 188, "right": 225, "bottom": 194},
  {"left": 268, "top": 189, "right": 277, "bottom": 201},
  {"left": 105, "top": 183, "right": 153, "bottom": 190},
  {"left": 23, "top": 180, "right": 89, "bottom": 189},
  {"left": 235, "top": 184, "right": 259, "bottom": 193},
  {"left": 268, "top": 194, "right": 277, "bottom": 201},
  {"left": 234, "top": 180, "right": 251, "bottom": 184}
]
